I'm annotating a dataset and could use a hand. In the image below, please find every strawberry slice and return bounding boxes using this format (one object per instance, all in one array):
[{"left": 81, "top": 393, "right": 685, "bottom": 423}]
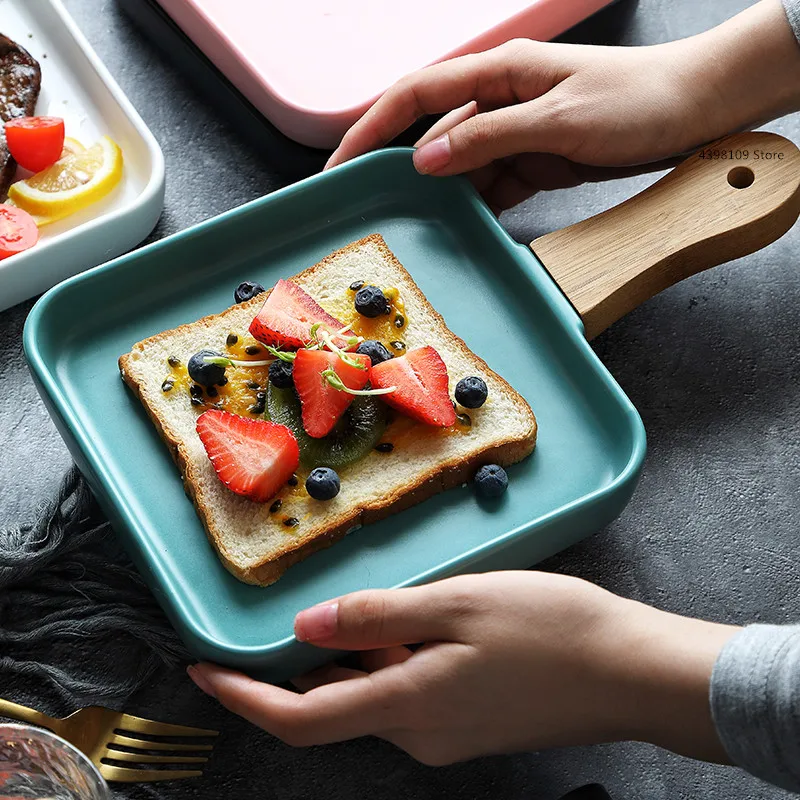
[
  {"left": 196, "top": 409, "right": 299, "bottom": 503},
  {"left": 370, "top": 346, "right": 457, "bottom": 427},
  {"left": 249, "top": 279, "right": 355, "bottom": 350},
  {"left": 293, "top": 349, "right": 371, "bottom": 438}
]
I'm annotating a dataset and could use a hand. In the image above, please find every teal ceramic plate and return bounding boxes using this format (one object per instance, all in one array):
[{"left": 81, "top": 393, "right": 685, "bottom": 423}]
[{"left": 24, "top": 149, "right": 645, "bottom": 682}]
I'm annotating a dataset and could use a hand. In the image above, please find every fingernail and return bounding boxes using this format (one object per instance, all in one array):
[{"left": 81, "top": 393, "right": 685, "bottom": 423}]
[
  {"left": 295, "top": 602, "right": 339, "bottom": 642},
  {"left": 324, "top": 151, "right": 343, "bottom": 171},
  {"left": 187, "top": 664, "right": 216, "bottom": 698},
  {"left": 413, "top": 134, "right": 451, "bottom": 174}
]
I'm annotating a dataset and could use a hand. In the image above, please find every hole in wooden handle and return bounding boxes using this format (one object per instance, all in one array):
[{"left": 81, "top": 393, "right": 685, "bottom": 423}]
[{"left": 728, "top": 166, "right": 755, "bottom": 189}]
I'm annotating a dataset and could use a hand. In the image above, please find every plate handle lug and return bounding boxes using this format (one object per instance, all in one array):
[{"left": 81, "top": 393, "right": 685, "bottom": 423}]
[{"left": 530, "top": 132, "right": 800, "bottom": 339}]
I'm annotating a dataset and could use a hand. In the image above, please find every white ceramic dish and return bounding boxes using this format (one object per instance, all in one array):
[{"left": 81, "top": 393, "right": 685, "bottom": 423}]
[{"left": 0, "top": 0, "right": 165, "bottom": 312}]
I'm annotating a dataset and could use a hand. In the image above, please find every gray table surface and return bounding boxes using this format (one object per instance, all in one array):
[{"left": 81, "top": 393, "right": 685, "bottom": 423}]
[{"left": 2, "top": 0, "right": 800, "bottom": 798}]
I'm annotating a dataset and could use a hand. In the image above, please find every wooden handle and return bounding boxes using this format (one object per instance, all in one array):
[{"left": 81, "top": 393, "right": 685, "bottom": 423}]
[
  {"left": 531, "top": 132, "right": 800, "bottom": 339},
  {"left": 0, "top": 697, "right": 55, "bottom": 730}
]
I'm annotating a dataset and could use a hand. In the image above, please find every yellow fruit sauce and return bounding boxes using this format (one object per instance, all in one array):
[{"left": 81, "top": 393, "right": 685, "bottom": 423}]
[
  {"left": 320, "top": 284, "right": 409, "bottom": 352},
  {"left": 160, "top": 330, "right": 271, "bottom": 418},
  {"left": 381, "top": 408, "right": 473, "bottom": 451},
  {"left": 264, "top": 472, "right": 309, "bottom": 531}
]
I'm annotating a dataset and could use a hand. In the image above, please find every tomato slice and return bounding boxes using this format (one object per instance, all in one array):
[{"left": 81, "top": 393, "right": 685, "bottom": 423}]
[
  {"left": 4, "top": 116, "right": 66, "bottom": 173},
  {"left": 0, "top": 204, "right": 39, "bottom": 259}
]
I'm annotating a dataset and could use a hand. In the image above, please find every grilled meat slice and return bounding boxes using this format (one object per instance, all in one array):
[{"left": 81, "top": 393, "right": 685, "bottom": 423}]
[{"left": 0, "top": 34, "right": 42, "bottom": 199}]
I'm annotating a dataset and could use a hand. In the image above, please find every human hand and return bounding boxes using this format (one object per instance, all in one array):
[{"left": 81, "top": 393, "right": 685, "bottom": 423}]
[
  {"left": 188, "top": 571, "right": 738, "bottom": 765},
  {"left": 326, "top": 0, "right": 800, "bottom": 213}
]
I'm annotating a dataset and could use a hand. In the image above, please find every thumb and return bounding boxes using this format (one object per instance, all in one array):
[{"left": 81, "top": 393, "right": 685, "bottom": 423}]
[
  {"left": 413, "top": 99, "right": 569, "bottom": 177},
  {"left": 294, "top": 583, "right": 472, "bottom": 650}
]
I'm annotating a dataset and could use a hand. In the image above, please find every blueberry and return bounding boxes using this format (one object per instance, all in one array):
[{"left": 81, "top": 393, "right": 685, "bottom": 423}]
[
  {"left": 474, "top": 464, "right": 508, "bottom": 498},
  {"left": 355, "top": 285, "right": 389, "bottom": 318},
  {"left": 234, "top": 281, "right": 266, "bottom": 304},
  {"left": 306, "top": 467, "right": 341, "bottom": 501},
  {"left": 188, "top": 349, "right": 227, "bottom": 387},
  {"left": 269, "top": 359, "right": 294, "bottom": 388},
  {"left": 455, "top": 376, "right": 488, "bottom": 409},
  {"left": 356, "top": 339, "right": 393, "bottom": 365}
]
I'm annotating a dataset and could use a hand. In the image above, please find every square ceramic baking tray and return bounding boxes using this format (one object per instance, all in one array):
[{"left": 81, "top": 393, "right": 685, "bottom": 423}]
[
  {"left": 0, "top": 0, "right": 164, "bottom": 312},
  {"left": 153, "top": 0, "right": 618, "bottom": 148},
  {"left": 27, "top": 128, "right": 800, "bottom": 683},
  {"left": 24, "top": 149, "right": 645, "bottom": 683}
]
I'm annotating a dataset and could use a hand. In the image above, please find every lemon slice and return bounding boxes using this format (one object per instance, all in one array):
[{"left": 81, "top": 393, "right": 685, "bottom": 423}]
[
  {"left": 4, "top": 139, "right": 90, "bottom": 227},
  {"left": 9, "top": 136, "right": 123, "bottom": 219},
  {"left": 61, "top": 137, "right": 87, "bottom": 157}
]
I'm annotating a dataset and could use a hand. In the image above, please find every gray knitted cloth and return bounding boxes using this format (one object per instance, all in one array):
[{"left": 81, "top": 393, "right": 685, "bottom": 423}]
[{"left": 0, "top": 466, "right": 187, "bottom": 707}]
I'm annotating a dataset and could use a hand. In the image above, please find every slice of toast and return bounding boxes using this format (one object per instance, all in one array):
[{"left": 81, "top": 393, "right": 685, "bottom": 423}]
[{"left": 119, "top": 234, "right": 537, "bottom": 586}]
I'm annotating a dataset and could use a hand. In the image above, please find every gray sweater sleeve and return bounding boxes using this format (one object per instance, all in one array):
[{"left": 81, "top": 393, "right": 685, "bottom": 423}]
[
  {"left": 711, "top": 625, "right": 800, "bottom": 793},
  {"left": 784, "top": 0, "right": 800, "bottom": 40},
  {"left": 711, "top": 1, "right": 799, "bottom": 787},
  {"left": 671, "top": 1, "right": 800, "bottom": 791}
]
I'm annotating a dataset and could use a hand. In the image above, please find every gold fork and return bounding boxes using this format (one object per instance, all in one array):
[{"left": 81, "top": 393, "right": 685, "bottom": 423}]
[{"left": 0, "top": 697, "right": 218, "bottom": 782}]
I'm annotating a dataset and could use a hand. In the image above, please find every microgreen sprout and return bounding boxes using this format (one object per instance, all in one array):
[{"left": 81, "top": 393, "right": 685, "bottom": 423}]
[
  {"left": 266, "top": 346, "right": 296, "bottom": 363},
  {"left": 306, "top": 322, "right": 366, "bottom": 369},
  {"left": 204, "top": 355, "right": 274, "bottom": 368},
  {"left": 321, "top": 368, "right": 396, "bottom": 396},
  {"left": 306, "top": 322, "right": 363, "bottom": 350},
  {"left": 319, "top": 331, "right": 365, "bottom": 369}
]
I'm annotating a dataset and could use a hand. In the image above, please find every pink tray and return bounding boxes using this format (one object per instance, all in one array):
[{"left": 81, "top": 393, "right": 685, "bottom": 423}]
[{"left": 155, "top": 0, "right": 616, "bottom": 149}]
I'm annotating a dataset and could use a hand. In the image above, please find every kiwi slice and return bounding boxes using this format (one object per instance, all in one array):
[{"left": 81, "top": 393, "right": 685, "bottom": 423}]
[{"left": 266, "top": 385, "right": 388, "bottom": 469}]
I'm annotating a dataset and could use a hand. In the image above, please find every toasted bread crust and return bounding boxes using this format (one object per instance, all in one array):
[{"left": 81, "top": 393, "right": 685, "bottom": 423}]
[{"left": 120, "top": 234, "right": 537, "bottom": 586}]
